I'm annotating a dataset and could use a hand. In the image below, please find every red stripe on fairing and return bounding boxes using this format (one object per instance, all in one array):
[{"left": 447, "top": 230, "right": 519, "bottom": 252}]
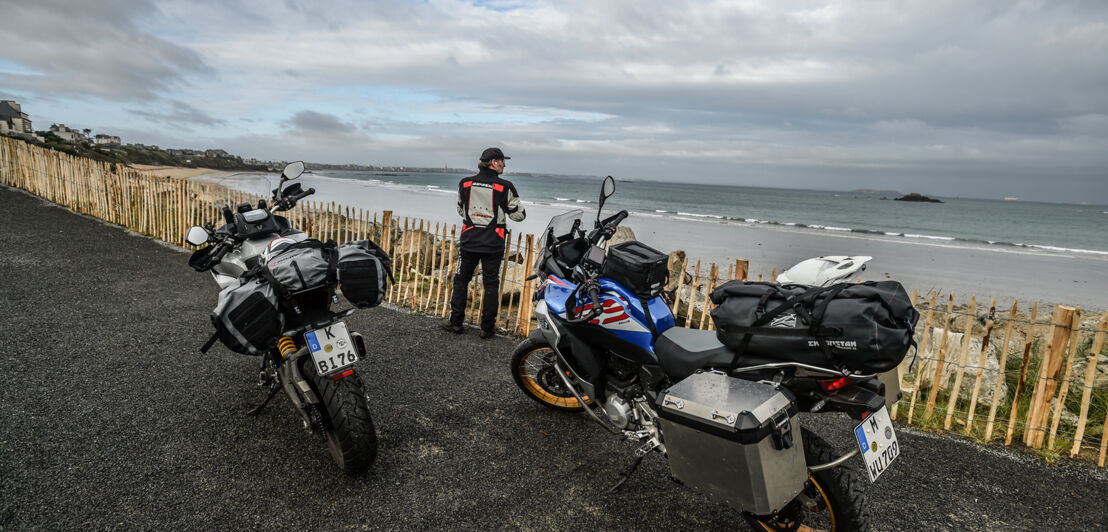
[
  {"left": 547, "top": 276, "right": 568, "bottom": 286},
  {"left": 601, "top": 299, "right": 616, "bottom": 307},
  {"left": 602, "top": 313, "right": 629, "bottom": 324}
]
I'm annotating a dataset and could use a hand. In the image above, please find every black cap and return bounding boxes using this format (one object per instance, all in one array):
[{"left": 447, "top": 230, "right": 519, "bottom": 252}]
[{"left": 480, "top": 147, "right": 510, "bottom": 162}]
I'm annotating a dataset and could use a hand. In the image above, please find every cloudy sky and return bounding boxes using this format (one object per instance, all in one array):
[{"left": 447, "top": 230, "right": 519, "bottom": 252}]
[{"left": 1, "top": 0, "right": 1105, "bottom": 202}]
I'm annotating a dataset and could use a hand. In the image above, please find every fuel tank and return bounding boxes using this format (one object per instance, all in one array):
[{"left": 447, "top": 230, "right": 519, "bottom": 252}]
[{"left": 543, "top": 274, "right": 675, "bottom": 352}]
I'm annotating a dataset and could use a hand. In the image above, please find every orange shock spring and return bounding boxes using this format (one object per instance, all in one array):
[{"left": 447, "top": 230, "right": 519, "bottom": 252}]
[{"left": 276, "top": 336, "right": 297, "bottom": 359}]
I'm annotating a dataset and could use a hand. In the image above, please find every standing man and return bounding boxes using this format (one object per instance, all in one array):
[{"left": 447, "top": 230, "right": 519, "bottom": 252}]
[{"left": 442, "top": 147, "right": 526, "bottom": 338}]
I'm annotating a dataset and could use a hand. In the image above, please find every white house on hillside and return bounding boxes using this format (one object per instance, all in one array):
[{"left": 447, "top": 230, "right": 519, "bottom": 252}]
[
  {"left": 94, "top": 134, "right": 121, "bottom": 146},
  {"left": 49, "top": 123, "right": 85, "bottom": 142},
  {"left": 1, "top": 100, "right": 34, "bottom": 136}
]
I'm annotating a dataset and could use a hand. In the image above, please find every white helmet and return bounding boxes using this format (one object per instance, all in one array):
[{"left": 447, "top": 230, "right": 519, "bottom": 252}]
[
  {"left": 262, "top": 236, "right": 298, "bottom": 263},
  {"left": 776, "top": 255, "right": 872, "bottom": 287}
]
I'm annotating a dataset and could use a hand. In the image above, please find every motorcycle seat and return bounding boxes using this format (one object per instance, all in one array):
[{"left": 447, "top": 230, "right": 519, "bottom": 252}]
[
  {"left": 654, "top": 327, "right": 736, "bottom": 379},
  {"left": 654, "top": 327, "right": 788, "bottom": 379}
]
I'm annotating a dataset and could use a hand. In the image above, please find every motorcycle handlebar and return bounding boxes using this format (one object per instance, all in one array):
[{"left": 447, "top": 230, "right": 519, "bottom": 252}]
[
  {"left": 210, "top": 240, "right": 233, "bottom": 262},
  {"left": 290, "top": 187, "right": 315, "bottom": 202},
  {"left": 589, "top": 209, "right": 630, "bottom": 244},
  {"left": 565, "top": 281, "right": 603, "bottom": 324}
]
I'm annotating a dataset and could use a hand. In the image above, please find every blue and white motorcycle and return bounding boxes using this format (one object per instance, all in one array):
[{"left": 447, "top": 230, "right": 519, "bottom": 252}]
[{"left": 510, "top": 177, "right": 905, "bottom": 531}]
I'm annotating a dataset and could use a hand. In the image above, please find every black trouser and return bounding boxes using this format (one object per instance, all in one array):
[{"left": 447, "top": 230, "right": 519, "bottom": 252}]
[{"left": 448, "top": 249, "right": 502, "bottom": 331}]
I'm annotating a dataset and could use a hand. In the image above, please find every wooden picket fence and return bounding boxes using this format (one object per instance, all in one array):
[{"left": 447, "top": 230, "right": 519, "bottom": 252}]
[{"left": 2, "top": 135, "right": 1106, "bottom": 466}]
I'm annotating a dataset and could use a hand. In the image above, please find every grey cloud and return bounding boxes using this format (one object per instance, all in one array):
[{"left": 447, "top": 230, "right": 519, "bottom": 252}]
[
  {"left": 284, "top": 110, "right": 359, "bottom": 134},
  {"left": 0, "top": 0, "right": 211, "bottom": 101},
  {"left": 129, "top": 101, "right": 227, "bottom": 128}
]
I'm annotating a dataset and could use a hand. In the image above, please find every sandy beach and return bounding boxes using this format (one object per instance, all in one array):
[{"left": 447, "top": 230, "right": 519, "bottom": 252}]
[
  {"left": 130, "top": 164, "right": 239, "bottom": 181},
  {"left": 189, "top": 170, "right": 1108, "bottom": 311}
]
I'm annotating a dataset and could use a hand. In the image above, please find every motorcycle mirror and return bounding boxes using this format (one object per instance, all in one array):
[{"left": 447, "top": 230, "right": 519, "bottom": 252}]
[
  {"left": 597, "top": 175, "right": 615, "bottom": 221},
  {"left": 185, "top": 225, "right": 211, "bottom": 246},
  {"left": 281, "top": 161, "right": 306, "bottom": 180}
]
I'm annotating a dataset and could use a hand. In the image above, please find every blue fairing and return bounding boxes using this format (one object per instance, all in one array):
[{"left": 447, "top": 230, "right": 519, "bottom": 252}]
[{"left": 543, "top": 275, "right": 676, "bottom": 352}]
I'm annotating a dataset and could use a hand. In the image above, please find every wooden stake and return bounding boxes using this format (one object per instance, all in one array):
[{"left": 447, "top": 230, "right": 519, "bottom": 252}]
[
  {"left": 494, "top": 230, "right": 512, "bottom": 329},
  {"left": 684, "top": 260, "right": 702, "bottom": 327},
  {"left": 964, "top": 297, "right": 998, "bottom": 433},
  {"left": 670, "top": 254, "right": 688, "bottom": 316},
  {"left": 1024, "top": 305, "right": 1075, "bottom": 448},
  {"left": 503, "top": 233, "right": 524, "bottom": 330},
  {"left": 699, "top": 263, "right": 719, "bottom": 330},
  {"left": 518, "top": 235, "right": 535, "bottom": 335},
  {"left": 945, "top": 296, "right": 977, "bottom": 430},
  {"left": 1006, "top": 302, "right": 1039, "bottom": 446},
  {"left": 1047, "top": 308, "right": 1083, "bottom": 450},
  {"left": 1072, "top": 312, "right": 1108, "bottom": 458},
  {"left": 441, "top": 228, "right": 457, "bottom": 319},
  {"left": 908, "top": 292, "right": 938, "bottom": 424},
  {"left": 736, "top": 259, "right": 748, "bottom": 281},
  {"left": 925, "top": 293, "right": 956, "bottom": 420},
  {"left": 984, "top": 301, "right": 1019, "bottom": 441}
]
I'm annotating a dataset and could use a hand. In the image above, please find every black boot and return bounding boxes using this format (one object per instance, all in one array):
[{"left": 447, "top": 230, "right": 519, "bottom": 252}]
[{"left": 441, "top": 320, "right": 464, "bottom": 334}]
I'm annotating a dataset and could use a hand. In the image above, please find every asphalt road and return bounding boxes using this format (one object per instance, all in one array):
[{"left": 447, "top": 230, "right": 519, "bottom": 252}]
[{"left": 1, "top": 185, "right": 1105, "bottom": 531}]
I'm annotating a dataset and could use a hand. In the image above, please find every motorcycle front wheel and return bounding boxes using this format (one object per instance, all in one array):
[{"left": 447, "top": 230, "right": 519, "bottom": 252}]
[
  {"left": 509, "top": 339, "right": 592, "bottom": 412},
  {"left": 304, "top": 360, "right": 378, "bottom": 474},
  {"left": 747, "top": 428, "right": 870, "bottom": 532}
]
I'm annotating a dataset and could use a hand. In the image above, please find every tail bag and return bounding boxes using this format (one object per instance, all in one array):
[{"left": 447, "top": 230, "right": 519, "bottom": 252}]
[{"left": 709, "top": 281, "right": 919, "bottom": 374}]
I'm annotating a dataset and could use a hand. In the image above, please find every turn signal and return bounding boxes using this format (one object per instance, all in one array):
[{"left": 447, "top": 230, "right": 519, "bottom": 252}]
[{"left": 819, "top": 377, "right": 851, "bottom": 392}]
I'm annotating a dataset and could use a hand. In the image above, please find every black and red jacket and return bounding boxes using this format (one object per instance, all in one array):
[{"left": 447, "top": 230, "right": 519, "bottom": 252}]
[{"left": 456, "top": 168, "right": 526, "bottom": 253}]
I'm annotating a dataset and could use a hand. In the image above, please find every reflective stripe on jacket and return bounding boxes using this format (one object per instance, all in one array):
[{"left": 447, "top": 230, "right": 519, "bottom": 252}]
[{"left": 457, "top": 168, "right": 526, "bottom": 253}]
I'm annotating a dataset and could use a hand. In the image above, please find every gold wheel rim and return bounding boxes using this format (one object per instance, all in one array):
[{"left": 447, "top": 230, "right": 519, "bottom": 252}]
[
  {"left": 517, "top": 348, "right": 592, "bottom": 408},
  {"left": 756, "top": 475, "right": 836, "bottom": 532}
]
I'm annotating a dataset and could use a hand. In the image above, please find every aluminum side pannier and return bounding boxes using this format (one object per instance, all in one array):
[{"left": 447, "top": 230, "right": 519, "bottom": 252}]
[
  {"left": 336, "top": 240, "right": 393, "bottom": 308},
  {"left": 210, "top": 278, "right": 283, "bottom": 355},
  {"left": 658, "top": 370, "right": 807, "bottom": 515},
  {"left": 709, "top": 280, "right": 919, "bottom": 374}
]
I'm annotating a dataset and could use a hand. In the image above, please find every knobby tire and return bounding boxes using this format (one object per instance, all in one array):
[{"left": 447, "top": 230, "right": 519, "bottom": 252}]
[{"left": 305, "top": 360, "right": 378, "bottom": 474}]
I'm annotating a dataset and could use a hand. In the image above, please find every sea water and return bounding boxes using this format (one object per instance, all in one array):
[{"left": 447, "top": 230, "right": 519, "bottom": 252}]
[{"left": 200, "top": 170, "right": 1108, "bottom": 309}]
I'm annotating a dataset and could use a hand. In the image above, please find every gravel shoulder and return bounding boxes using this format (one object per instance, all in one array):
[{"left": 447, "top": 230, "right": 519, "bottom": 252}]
[{"left": 1, "top": 185, "right": 1105, "bottom": 531}]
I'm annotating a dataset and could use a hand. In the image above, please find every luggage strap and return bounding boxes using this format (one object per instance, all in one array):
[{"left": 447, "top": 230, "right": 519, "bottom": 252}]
[
  {"left": 200, "top": 331, "right": 219, "bottom": 354},
  {"left": 640, "top": 296, "right": 659, "bottom": 339},
  {"left": 729, "top": 283, "right": 850, "bottom": 373}
]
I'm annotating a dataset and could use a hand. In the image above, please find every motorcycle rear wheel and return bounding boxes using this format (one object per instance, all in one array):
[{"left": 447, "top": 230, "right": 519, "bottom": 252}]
[
  {"left": 747, "top": 428, "right": 871, "bottom": 532},
  {"left": 304, "top": 361, "right": 378, "bottom": 474},
  {"left": 510, "top": 339, "right": 592, "bottom": 412}
]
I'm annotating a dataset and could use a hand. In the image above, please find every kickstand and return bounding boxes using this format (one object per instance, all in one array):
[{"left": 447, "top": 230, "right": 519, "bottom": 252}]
[
  {"left": 604, "top": 453, "right": 646, "bottom": 494},
  {"left": 247, "top": 385, "right": 281, "bottom": 416}
]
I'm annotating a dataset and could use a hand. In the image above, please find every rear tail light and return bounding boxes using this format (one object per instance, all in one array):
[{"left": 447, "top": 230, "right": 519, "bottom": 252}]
[{"left": 819, "top": 377, "right": 851, "bottom": 392}]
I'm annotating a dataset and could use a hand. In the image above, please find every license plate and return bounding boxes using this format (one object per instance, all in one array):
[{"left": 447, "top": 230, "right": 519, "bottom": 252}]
[
  {"left": 305, "top": 322, "right": 358, "bottom": 376},
  {"left": 854, "top": 405, "right": 899, "bottom": 482}
]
